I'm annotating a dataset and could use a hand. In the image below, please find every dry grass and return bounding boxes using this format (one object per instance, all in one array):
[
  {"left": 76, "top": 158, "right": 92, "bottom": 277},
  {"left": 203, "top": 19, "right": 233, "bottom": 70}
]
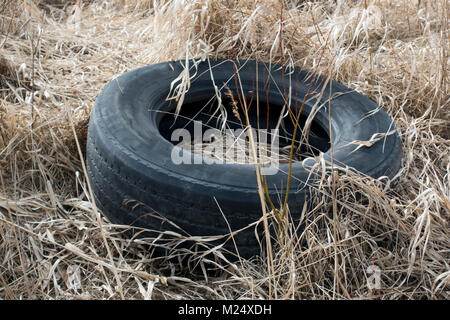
[{"left": 0, "top": 0, "right": 448, "bottom": 299}]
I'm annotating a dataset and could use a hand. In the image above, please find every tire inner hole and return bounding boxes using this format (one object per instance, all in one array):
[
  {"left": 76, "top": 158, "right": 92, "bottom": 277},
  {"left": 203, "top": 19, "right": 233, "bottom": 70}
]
[{"left": 158, "top": 97, "right": 330, "bottom": 164}]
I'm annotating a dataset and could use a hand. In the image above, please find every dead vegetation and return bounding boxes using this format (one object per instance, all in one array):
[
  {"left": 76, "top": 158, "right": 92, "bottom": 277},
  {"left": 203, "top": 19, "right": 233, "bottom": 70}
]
[{"left": 0, "top": 0, "right": 448, "bottom": 299}]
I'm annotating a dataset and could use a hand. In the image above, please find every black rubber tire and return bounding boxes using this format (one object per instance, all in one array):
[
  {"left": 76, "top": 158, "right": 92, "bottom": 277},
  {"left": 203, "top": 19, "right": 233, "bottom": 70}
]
[{"left": 86, "top": 59, "right": 402, "bottom": 258}]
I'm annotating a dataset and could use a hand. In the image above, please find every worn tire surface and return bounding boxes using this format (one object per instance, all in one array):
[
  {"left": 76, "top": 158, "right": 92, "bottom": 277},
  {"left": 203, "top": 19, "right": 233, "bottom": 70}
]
[{"left": 86, "top": 59, "right": 402, "bottom": 258}]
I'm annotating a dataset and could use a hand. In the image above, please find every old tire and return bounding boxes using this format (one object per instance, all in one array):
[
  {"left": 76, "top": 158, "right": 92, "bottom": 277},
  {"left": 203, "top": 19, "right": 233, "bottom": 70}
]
[{"left": 86, "top": 59, "right": 402, "bottom": 258}]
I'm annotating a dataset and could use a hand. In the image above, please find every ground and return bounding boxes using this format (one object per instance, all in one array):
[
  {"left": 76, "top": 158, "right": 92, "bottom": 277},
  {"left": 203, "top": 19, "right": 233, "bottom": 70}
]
[{"left": 0, "top": 0, "right": 448, "bottom": 299}]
